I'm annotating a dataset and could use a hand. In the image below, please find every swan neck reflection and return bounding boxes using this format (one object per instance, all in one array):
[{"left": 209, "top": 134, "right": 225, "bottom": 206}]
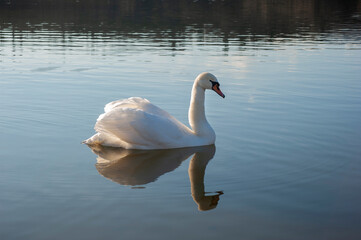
[{"left": 188, "top": 145, "right": 223, "bottom": 211}]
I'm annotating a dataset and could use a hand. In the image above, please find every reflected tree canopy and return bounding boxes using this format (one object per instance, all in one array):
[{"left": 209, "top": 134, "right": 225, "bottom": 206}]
[{"left": 1, "top": 0, "right": 360, "bottom": 46}]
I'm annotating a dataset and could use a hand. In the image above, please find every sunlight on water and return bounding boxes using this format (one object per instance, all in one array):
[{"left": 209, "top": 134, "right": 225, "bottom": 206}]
[{"left": 1, "top": 1, "right": 361, "bottom": 239}]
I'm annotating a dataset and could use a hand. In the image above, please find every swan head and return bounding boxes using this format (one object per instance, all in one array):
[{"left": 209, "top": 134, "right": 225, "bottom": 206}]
[{"left": 196, "top": 72, "right": 225, "bottom": 98}]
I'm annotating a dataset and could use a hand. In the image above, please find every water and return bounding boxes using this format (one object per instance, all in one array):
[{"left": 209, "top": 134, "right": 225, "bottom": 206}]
[{"left": 1, "top": 0, "right": 361, "bottom": 239}]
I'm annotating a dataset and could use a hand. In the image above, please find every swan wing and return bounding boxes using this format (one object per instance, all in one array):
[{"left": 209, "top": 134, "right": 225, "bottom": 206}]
[
  {"left": 95, "top": 107, "right": 193, "bottom": 149},
  {"left": 104, "top": 97, "right": 173, "bottom": 119}
]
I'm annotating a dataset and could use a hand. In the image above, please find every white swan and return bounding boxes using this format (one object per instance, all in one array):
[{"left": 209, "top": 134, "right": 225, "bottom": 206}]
[{"left": 83, "top": 72, "right": 225, "bottom": 149}]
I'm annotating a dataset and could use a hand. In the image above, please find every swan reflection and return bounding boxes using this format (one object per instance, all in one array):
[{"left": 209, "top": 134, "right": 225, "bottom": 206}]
[
  {"left": 188, "top": 146, "right": 224, "bottom": 211},
  {"left": 88, "top": 144, "right": 223, "bottom": 211}
]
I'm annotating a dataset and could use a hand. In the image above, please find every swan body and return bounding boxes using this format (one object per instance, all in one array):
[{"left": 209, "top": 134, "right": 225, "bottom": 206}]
[{"left": 84, "top": 72, "right": 225, "bottom": 149}]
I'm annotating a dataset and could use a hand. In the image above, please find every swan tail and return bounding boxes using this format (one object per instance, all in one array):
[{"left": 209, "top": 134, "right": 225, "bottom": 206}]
[
  {"left": 82, "top": 133, "right": 103, "bottom": 146},
  {"left": 83, "top": 132, "right": 127, "bottom": 148}
]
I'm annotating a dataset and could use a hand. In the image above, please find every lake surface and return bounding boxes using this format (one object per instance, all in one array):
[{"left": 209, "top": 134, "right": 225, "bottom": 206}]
[{"left": 1, "top": 0, "right": 361, "bottom": 239}]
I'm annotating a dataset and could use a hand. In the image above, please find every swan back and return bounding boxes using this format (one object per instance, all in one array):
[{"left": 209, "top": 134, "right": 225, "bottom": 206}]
[{"left": 104, "top": 97, "right": 172, "bottom": 118}]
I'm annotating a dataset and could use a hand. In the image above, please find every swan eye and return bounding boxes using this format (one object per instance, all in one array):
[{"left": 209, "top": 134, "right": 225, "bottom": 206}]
[{"left": 209, "top": 80, "right": 220, "bottom": 87}]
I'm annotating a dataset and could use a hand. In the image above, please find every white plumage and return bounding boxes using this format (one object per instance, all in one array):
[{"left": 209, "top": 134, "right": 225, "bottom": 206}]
[{"left": 83, "top": 72, "right": 225, "bottom": 149}]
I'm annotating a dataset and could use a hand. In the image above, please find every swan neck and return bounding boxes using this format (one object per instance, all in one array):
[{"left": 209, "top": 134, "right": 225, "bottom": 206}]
[{"left": 188, "top": 82, "right": 211, "bottom": 136}]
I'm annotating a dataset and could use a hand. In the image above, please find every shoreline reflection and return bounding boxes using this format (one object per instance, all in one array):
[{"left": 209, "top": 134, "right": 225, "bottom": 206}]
[
  {"left": 1, "top": 0, "right": 360, "bottom": 51},
  {"left": 88, "top": 144, "right": 223, "bottom": 211}
]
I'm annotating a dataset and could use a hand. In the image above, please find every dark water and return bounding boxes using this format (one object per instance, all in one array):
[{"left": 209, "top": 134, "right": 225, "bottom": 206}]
[{"left": 1, "top": 1, "right": 361, "bottom": 239}]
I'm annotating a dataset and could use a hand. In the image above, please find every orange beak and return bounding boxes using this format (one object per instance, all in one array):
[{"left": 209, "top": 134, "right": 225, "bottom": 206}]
[{"left": 212, "top": 85, "right": 225, "bottom": 98}]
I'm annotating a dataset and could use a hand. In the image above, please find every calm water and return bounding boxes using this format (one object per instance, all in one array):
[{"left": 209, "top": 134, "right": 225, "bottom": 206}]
[{"left": 1, "top": 1, "right": 361, "bottom": 239}]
